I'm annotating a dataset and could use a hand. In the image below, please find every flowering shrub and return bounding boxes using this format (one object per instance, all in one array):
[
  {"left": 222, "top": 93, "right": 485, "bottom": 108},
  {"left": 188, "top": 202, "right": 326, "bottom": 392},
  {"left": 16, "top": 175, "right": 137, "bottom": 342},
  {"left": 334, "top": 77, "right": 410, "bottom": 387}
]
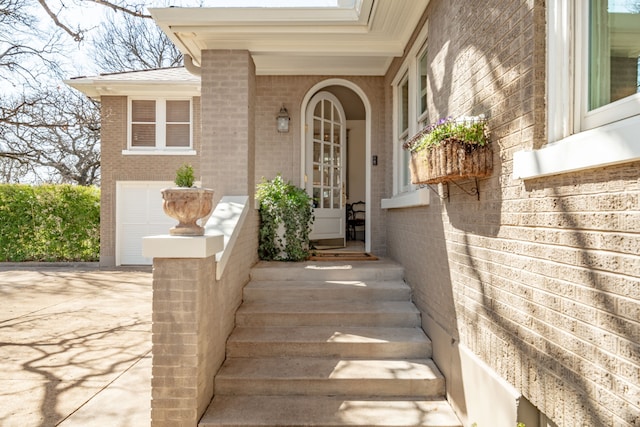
[{"left": 403, "top": 114, "right": 489, "bottom": 153}]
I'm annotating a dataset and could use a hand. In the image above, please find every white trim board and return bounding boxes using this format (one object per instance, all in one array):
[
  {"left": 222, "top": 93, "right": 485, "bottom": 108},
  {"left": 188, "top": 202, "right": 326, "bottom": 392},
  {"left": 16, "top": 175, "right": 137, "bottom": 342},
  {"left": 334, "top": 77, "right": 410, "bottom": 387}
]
[{"left": 513, "top": 115, "right": 640, "bottom": 180}]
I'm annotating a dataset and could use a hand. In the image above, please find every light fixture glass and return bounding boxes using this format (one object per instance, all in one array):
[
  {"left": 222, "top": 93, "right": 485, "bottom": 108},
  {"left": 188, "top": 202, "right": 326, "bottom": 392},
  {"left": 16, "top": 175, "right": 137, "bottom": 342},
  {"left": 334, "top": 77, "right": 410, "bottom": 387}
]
[{"left": 277, "top": 105, "right": 290, "bottom": 133}]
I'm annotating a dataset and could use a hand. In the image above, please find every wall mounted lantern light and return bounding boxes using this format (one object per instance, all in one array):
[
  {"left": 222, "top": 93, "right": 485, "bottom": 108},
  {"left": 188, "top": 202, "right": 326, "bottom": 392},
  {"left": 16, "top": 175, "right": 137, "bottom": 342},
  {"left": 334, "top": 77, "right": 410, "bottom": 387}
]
[{"left": 276, "top": 105, "right": 290, "bottom": 133}]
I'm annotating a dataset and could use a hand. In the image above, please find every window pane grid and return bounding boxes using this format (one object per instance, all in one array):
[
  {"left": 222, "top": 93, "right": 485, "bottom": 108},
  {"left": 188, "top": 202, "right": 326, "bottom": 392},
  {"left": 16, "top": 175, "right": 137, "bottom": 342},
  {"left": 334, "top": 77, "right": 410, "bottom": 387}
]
[
  {"left": 311, "top": 99, "right": 342, "bottom": 209},
  {"left": 129, "top": 99, "right": 191, "bottom": 150}
]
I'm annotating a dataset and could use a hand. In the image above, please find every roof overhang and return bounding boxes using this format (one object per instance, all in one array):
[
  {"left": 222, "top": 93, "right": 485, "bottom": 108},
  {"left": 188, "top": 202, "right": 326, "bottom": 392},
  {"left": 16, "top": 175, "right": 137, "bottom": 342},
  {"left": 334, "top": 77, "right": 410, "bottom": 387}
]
[
  {"left": 65, "top": 68, "right": 201, "bottom": 99},
  {"left": 150, "top": 0, "right": 429, "bottom": 76}
]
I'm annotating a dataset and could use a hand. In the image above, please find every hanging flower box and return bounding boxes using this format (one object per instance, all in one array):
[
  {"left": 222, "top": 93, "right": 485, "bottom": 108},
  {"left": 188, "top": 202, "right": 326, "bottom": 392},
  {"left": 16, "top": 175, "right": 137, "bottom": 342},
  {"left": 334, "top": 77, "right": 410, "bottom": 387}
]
[{"left": 404, "top": 115, "right": 493, "bottom": 185}]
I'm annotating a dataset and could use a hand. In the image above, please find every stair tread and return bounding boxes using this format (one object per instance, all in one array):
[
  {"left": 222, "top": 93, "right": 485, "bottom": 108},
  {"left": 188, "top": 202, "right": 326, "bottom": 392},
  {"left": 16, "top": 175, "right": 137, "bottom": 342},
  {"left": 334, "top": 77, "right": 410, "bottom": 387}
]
[
  {"left": 217, "top": 357, "right": 443, "bottom": 380},
  {"left": 238, "top": 300, "right": 420, "bottom": 313},
  {"left": 245, "top": 280, "right": 410, "bottom": 289},
  {"left": 249, "top": 260, "right": 404, "bottom": 281},
  {"left": 200, "top": 396, "right": 462, "bottom": 427},
  {"left": 228, "top": 326, "right": 430, "bottom": 344}
]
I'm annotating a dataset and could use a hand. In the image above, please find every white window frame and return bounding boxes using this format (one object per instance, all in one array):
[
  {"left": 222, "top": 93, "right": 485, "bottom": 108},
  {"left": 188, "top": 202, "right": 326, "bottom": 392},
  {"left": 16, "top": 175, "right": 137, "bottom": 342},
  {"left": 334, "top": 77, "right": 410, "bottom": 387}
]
[
  {"left": 395, "top": 72, "right": 412, "bottom": 194},
  {"left": 382, "top": 23, "right": 430, "bottom": 209},
  {"left": 514, "top": 0, "right": 640, "bottom": 179},
  {"left": 124, "top": 97, "right": 195, "bottom": 155}
]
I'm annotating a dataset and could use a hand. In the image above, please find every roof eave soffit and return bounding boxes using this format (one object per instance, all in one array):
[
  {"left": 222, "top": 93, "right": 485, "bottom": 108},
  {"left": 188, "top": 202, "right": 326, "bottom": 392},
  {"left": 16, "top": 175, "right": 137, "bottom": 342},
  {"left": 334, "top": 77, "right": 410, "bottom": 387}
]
[{"left": 150, "top": 0, "right": 429, "bottom": 76}]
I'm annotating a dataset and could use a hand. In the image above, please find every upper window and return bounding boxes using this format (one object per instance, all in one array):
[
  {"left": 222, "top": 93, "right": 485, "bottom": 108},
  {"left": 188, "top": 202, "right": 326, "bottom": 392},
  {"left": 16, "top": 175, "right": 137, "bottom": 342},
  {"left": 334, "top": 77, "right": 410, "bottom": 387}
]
[
  {"left": 584, "top": 0, "right": 640, "bottom": 128},
  {"left": 549, "top": 0, "right": 640, "bottom": 140},
  {"left": 513, "top": 1, "right": 640, "bottom": 180},
  {"left": 129, "top": 98, "right": 192, "bottom": 151},
  {"left": 392, "top": 36, "right": 429, "bottom": 195}
]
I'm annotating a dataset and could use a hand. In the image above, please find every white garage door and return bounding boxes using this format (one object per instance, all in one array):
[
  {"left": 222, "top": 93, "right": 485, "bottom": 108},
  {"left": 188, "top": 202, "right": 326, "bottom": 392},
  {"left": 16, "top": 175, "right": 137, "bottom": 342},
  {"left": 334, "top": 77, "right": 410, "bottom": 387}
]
[{"left": 117, "top": 181, "right": 174, "bottom": 265}]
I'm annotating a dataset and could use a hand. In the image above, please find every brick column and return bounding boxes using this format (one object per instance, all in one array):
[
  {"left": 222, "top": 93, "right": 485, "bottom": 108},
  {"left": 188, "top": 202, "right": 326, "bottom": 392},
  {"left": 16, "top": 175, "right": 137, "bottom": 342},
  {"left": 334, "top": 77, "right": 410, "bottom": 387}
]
[
  {"left": 200, "top": 50, "right": 256, "bottom": 204},
  {"left": 143, "top": 235, "right": 223, "bottom": 427}
]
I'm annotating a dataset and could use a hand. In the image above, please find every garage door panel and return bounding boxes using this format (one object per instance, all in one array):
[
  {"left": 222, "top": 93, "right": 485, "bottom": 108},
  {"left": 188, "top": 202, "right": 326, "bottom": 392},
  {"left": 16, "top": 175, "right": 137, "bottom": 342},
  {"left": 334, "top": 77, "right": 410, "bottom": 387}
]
[
  {"left": 120, "top": 226, "right": 152, "bottom": 265},
  {"left": 117, "top": 182, "right": 174, "bottom": 266},
  {"left": 148, "top": 199, "right": 168, "bottom": 223}
]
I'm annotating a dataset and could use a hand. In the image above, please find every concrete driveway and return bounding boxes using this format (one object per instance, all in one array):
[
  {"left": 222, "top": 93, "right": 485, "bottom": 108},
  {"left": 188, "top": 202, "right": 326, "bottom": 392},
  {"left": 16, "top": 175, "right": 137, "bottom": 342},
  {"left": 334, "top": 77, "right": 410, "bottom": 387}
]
[{"left": 0, "top": 266, "right": 152, "bottom": 427}]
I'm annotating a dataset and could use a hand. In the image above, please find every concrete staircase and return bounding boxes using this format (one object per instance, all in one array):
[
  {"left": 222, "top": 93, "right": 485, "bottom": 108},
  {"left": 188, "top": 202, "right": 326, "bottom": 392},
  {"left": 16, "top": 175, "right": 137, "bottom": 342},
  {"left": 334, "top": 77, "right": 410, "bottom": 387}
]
[{"left": 199, "top": 259, "right": 462, "bottom": 427}]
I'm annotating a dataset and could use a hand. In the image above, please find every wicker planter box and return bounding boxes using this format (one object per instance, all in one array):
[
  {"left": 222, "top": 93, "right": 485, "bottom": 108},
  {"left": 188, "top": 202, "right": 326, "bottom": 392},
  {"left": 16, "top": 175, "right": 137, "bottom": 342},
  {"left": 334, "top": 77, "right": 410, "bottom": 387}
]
[{"left": 409, "top": 139, "right": 493, "bottom": 185}]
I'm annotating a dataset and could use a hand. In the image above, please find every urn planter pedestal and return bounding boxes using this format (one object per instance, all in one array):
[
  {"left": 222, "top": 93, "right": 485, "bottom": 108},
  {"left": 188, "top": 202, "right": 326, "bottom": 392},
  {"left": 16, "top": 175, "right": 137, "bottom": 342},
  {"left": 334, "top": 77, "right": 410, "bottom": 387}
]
[{"left": 161, "top": 188, "right": 214, "bottom": 236}]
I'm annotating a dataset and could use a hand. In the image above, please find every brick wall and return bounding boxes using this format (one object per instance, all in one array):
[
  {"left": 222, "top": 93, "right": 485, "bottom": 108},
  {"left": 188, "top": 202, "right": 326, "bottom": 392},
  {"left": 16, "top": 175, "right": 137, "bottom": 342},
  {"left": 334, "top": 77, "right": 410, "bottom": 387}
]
[
  {"left": 200, "top": 50, "right": 256, "bottom": 203},
  {"left": 384, "top": 1, "right": 640, "bottom": 426},
  {"left": 99, "top": 96, "right": 201, "bottom": 265},
  {"left": 150, "top": 213, "right": 258, "bottom": 427}
]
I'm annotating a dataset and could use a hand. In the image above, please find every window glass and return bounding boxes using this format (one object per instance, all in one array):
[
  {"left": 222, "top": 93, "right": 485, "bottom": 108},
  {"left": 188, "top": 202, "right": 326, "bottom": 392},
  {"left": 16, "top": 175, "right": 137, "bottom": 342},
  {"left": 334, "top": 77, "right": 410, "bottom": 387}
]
[
  {"left": 589, "top": 0, "right": 640, "bottom": 110},
  {"left": 398, "top": 75, "right": 411, "bottom": 191},
  {"left": 166, "top": 124, "right": 190, "bottom": 147},
  {"left": 131, "top": 124, "right": 155, "bottom": 147},
  {"left": 132, "top": 100, "right": 155, "bottom": 122},
  {"left": 166, "top": 100, "right": 190, "bottom": 122},
  {"left": 418, "top": 48, "right": 429, "bottom": 119},
  {"left": 399, "top": 78, "right": 409, "bottom": 134},
  {"left": 166, "top": 100, "right": 190, "bottom": 147}
]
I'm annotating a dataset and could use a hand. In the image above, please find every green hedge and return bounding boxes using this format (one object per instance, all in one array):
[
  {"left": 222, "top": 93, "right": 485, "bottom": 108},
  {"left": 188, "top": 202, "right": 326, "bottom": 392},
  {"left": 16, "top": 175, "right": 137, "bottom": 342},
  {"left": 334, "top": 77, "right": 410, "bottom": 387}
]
[{"left": 0, "top": 184, "right": 100, "bottom": 262}]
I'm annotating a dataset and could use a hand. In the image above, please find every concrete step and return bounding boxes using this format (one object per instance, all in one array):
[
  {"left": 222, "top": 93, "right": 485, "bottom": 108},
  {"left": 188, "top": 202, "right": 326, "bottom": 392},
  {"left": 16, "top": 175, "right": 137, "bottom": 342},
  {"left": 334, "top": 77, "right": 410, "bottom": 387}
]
[
  {"left": 201, "top": 261, "right": 462, "bottom": 427},
  {"left": 243, "top": 280, "right": 412, "bottom": 302},
  {"left": 215, "top": 357, "right": 445, "bottom": 397},
  {"left": 235, "top": 301, "right": 421, "bottom": 327},
  {"left": 250, "top": 259, "right": 404, "bottom": 282},
  {"left": 200, "top": 396, "right": 463, "bottom": 427},
  {"left": 226, "top": 326, "right": 432, "bottom": 359}
]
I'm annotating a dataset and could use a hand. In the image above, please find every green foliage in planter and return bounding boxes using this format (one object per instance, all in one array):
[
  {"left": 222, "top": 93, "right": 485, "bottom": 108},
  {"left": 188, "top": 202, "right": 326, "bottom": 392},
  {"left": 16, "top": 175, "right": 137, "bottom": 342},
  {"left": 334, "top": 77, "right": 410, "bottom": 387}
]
[
  {"left": 403, "top": 115, "right": 489, "bottom": 153},
  {"left": 256, "top": 175, "right": 314, "bottom": 261},
  {"left": 0, "top": 184, "right": 100, "bottom": 262},
  {"left": 174, "top": 163, "right": 195, "bottom": 187}
]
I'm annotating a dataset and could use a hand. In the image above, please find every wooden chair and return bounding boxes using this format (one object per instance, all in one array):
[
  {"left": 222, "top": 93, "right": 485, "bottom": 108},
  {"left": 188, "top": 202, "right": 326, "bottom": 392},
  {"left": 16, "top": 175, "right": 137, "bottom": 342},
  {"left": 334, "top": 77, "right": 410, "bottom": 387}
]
[{"left": 346, "top": 201, "right": 365, "bottom": 241}]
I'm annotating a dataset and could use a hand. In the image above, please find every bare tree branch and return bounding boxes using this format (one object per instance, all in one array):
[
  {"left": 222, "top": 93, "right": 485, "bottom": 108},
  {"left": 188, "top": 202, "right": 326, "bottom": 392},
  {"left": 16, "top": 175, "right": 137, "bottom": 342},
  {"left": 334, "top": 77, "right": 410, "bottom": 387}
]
[
  {"left": 0, "top": 88, "right": 101, "bottom": 185},
  {"left": 1, "top": 0, "right": 185, "bottom": 184},
  {"left": 37, "top": 0, "right": 84, "bottom": 42},
  {"left": 86, "top": 0, "right": 152, "bottom": 19},
  {"left": 92, "top": 11, "right": 182, "bottom": 72},
  {"left": 35, "top": 0, "right": 153, "bottom": 43}
]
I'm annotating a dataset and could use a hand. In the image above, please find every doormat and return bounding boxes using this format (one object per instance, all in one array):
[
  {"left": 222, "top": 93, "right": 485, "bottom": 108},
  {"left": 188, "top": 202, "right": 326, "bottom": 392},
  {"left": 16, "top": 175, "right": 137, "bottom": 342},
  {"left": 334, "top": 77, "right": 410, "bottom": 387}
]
[{"left": 308, "top": 252, "right": 378, "bottom": 261}]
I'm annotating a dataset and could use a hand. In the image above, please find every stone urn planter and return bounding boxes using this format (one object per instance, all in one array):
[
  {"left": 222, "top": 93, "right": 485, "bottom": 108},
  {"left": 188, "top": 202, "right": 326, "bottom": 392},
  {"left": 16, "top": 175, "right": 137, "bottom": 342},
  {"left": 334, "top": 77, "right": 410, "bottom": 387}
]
[{"left": 161, "top": 187, "right": 214, "bottom": 236}]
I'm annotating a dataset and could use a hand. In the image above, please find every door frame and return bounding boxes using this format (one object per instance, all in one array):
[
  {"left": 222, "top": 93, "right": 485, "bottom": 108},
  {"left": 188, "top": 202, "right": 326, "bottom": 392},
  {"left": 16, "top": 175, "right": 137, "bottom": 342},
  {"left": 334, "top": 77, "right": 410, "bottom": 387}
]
[
  {"left": 300, "top": 79, "right": 372, "bottom": 252},
  {"left": 305, "top": 90, "right": 348, "bottom": 242}
]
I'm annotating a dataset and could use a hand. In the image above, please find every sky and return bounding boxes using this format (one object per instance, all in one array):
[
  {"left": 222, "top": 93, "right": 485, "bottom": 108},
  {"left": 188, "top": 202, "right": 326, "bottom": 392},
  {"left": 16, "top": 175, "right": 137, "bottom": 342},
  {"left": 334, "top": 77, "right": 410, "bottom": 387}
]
[{"left": 38, "top": 0, "right": 353, "bottom": 78}]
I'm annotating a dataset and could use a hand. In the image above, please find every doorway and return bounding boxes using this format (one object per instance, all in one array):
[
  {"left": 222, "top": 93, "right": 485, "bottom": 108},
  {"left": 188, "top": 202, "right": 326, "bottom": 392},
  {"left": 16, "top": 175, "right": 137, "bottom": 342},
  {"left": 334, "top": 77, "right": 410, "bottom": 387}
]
[{"left": 302, "top": 80, "right": 369, "bottom": 251}]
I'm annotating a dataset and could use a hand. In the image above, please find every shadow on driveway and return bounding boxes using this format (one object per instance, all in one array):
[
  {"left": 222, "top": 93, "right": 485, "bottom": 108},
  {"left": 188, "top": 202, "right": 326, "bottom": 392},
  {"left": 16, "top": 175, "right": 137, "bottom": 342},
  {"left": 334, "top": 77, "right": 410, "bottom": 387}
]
[{"left": 0, "top": 267, "right": 152, "bottom": 427}]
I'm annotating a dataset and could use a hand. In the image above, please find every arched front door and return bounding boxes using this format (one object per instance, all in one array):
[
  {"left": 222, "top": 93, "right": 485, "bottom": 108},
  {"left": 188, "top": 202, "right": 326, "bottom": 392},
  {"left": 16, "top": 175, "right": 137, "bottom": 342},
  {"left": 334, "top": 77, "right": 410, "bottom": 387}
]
[{"left": 305, "top": 91, "right": 347, "bottom": 242}]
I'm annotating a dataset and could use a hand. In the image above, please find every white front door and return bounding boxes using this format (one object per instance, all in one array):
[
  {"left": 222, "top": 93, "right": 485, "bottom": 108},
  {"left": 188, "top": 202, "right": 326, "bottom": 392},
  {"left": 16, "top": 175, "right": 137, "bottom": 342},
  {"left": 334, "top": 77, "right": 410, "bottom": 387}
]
[{"left": 306, "top": 91, "right": 347, "bottom": 242}]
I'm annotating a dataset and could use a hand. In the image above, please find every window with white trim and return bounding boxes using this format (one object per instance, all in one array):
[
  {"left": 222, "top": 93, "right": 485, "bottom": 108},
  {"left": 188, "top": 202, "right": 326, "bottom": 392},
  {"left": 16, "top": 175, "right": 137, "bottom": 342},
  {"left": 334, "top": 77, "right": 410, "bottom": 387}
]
[
  {"left": 549, "top": 0, "right": 640, "bottom": 140},
  {"left": 128, "top": 98, "right": 192, "bottom": 151},
  {"left": 583, "top": 0, "right": 640, "bottom": 129},
  {"left": 392, "top": 35, "right": 429, "bottom": 196},
  {"left": 514, "top": 0, "right": 640, "bottom": 180}
]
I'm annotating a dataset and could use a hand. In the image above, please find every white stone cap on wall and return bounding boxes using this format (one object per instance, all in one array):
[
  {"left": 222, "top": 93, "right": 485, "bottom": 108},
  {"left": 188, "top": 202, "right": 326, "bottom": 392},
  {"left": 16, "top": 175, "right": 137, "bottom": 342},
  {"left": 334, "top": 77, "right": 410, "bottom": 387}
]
[
  {"left": 205, "top": 195, "right": 250, "bottom": 280},
  {"left": 142, "top": 195, "right": 250, "bottom": 280},
  {"left": 142, "top": 234, "right": 224, "bottom": 259}
]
